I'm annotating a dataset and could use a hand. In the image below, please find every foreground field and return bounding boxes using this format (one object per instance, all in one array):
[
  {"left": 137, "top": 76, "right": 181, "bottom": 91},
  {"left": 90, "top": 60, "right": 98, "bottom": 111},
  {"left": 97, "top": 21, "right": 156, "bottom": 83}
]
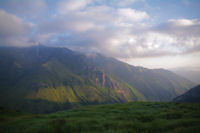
[{"left": 0, "top": 102, "right": 200, "bottom": 133}]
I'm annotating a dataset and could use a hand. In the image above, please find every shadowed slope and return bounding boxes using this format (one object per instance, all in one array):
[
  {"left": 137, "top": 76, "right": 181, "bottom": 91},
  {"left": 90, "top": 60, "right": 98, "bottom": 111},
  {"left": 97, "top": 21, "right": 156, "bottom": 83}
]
[{"left": 173, "top": 85, "right": 200, "bottom": 103}]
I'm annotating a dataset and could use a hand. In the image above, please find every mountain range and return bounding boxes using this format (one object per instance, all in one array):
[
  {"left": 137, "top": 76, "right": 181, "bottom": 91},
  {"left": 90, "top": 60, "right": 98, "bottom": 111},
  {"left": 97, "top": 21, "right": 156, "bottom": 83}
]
[
  {"left": 0, "top": 45, "right": 195, "bottom": 113},
  {"left": 173, "top": 85, "right": 200, "bottom": 103},
  {"left": 171, "top": 68, "right": 200, "bottom": 84}
]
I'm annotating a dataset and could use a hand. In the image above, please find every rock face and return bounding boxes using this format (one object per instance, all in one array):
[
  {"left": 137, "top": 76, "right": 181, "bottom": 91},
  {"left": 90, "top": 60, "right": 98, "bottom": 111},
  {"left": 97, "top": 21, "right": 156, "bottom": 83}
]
[
  {"left": 173, "top": 85, "right": 200, "bottom": 103},
  {"left": 0, "top": 45, "right": 195, "bottom": 113}
]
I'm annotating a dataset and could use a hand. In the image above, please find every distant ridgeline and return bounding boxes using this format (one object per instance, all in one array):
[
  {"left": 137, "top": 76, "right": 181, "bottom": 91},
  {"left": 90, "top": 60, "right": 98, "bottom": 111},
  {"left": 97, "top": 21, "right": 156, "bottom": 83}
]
[
  {"left": 0, "top": 45, "right": 195, "bottom": 113},
  {"left": 173, "top": 85, "right": 200, "bottom": 103}
]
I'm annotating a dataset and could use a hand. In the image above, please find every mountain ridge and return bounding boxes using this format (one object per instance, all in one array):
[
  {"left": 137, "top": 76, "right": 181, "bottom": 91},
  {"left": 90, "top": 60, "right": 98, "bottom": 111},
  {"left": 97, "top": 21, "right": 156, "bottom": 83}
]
[
  {"left": 0, "top": 45, "right": 195, "bottom": 113},
  {"left": 173, "top": 85, "right": 200, "bottom": 103}
]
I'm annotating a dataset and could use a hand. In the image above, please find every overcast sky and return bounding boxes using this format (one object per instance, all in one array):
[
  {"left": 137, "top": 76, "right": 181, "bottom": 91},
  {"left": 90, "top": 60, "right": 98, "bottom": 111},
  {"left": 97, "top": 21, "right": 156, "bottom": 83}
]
[{"left": 0, "top": 0, "right": 200, "bottom": 70}]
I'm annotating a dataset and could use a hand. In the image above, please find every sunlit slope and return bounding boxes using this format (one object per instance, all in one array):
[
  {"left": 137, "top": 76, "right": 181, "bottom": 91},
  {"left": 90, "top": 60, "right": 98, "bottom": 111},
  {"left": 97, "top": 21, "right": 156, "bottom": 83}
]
[
  {"left": 89, "top": 54, "right": 194, "bottom": 101},
  {"left": 0, "top": 45, "right": 194, "bottom": 113}
]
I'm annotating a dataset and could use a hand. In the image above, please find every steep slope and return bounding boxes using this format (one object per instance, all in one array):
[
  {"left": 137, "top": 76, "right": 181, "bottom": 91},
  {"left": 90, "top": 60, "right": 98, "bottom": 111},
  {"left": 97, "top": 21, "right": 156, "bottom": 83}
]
[
  {"left": 0, "top": 45, "right": 195, "bottom": 113},
  {"left": 88, "top": 54, "right": 194, "bottom": 101},
  {"left": 0, "top": 46, "right": 145, "bottom": 113},
  {"left": 173, "top": 85, "right": 200, "bottom": 103}
]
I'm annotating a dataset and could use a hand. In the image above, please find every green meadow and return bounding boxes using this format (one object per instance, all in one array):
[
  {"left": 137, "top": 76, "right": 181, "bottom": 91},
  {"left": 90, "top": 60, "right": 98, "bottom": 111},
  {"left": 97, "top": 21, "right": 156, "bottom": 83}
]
[{"left": 0, "top": 102, "right": 200, "bottom": 133}]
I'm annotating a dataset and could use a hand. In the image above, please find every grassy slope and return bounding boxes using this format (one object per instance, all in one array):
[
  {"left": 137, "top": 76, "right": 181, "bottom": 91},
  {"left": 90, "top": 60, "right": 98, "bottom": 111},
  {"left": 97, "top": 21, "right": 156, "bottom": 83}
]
[
  {"left": 90, "top": 55, "right": 194, "bottom": 101},
  {"left": 0, "top": 46, "right": 196, "bottom": 114},
  {"left": 0, "top": 47, "right": 146, "bottom": 113},
  {"left": 0, "top": 102, "right": 200, "bottom": 133}
]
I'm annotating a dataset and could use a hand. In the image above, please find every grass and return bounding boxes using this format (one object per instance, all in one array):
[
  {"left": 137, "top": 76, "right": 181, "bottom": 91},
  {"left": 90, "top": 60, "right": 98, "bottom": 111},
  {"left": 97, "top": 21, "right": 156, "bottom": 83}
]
[{"left": 0, "top": 102, "right": 200, "bottom": 133}]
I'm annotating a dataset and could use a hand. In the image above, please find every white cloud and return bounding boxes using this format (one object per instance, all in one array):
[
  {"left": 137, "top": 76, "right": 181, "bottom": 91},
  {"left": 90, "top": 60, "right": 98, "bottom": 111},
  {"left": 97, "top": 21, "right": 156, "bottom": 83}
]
[
  {"left": 92, "top": 0, "right": 145, "bottom": 7},
  {"left": 1, "top": 0, "right": 198, "bottom": 60},
  {"left": 38, "top": 3, "right": 200, "bottom": 59},
  {"left": 168, "top": 19, "right": 195, "bottom": 26},
  {"left": 57, "top": 0, "right": 91, "bottom": 15},
  {"left": 82, "top": 5, "right": 115, "bottom": 23},
  {"left": 38, "top": 16, "right": 97, "bottom": 35},
  {"left": 152, "top": 19, "right": 200, "bottom": 54},
  {"left": 37, "top": 4, "right": 149, "bottom": 43},
  {"left": 0, "top": 10, "right": 34, "bottom": 46},
  {"left": 69, "top": 21, "right": 95, "bottom": 32},
  {"left": 117, "top": 8, "right": 148, "bottom": 22},
  {"left": 119, "top": 52, "right": 200, "bottom": 69},
  {"left": 155, "top": 19, "right": 200, "bottom": 36},
  {"left": 118, "top": 0, "right": 145, "bottom": 6},
  {"left": 65, "top": 18, "right": 200, "bottom": 58},
  {"left": 0, "top": 0, "right": 199, "bottom": 70}
]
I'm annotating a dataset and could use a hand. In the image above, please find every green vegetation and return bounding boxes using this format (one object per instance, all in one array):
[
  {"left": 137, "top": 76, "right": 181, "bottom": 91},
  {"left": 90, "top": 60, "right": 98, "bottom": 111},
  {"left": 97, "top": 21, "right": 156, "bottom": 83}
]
[
  {"left": 1, "top": 102, "right": 200, "bottom": 133},
  {"left": 0, "top": 46, "right": 195, "bottom": 113}
]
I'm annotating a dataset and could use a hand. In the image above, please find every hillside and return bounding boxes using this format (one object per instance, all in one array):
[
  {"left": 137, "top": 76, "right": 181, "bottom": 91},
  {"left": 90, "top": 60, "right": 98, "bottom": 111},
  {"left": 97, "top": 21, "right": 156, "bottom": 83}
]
[
  {"left": 0, "top": 45, "right": 195, "bottom": 113},
  {"left": 173, "top": 85, "right": 200, "bottom": 103},
  {"left": 0, "top": 102, "right": 200, "bottom": 133},
  {"left": 88, "top": 54, "right": 194, "bottom": 101}
]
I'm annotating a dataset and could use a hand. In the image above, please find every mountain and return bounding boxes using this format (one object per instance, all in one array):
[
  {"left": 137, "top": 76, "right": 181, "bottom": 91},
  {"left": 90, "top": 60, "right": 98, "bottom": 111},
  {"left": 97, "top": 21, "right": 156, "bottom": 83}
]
[
  {"left": 171, "top": 68, "right": 200, "bottom": 84},
  {"left": 173, "top": 85, "right": 200, "bottom": 103},
  {"left": 88, "top": 54, "right": 195, "bottom": 101},
  {"left": 0, "top": 45, "right": 195, "bottom": 113}
]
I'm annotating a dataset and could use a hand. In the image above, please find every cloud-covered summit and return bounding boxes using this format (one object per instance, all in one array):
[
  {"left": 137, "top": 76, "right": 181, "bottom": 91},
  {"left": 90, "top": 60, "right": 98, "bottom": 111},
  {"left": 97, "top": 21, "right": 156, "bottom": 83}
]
[{"left": 0, "top": 0, "right": 200, "bottom": 69}]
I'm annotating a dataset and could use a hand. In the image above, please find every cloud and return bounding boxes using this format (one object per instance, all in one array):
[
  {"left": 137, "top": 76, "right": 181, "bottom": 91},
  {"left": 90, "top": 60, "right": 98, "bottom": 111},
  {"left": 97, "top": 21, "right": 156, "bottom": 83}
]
[
  {"left": 58, "top": 18, "right": 200, "bottom": 58},
  {"left": 118, "top": 0, "right": 145, "bottom": 6},
  {"left": 105, "top": 18, "right": 200, "bottom": 58},
  {"left": 33, "top": 0, "right": 200, "bottom": 59},
  {"left": 152, "top": 19, "right": 200, "bottom": 54},
  {"left": 92, "top": 0, "right": 145, "bottom": 7},
  {"left": 155, "top": 19, "right": 200, "bottom": 36},
  {"left": 0, "top": 0, "right": 199, "bottom": 60},
  {"left": 36, "top": 4, "right": 148, "bottom": 43},
  {"left": 0, "top": 10, "right": 34, "bottom": 46},
  {"left": 37, "top": 15, "right": 97, "bottom": 35},
  {"left": 57, "top": 0, "right": 91, "bottom": 15},
  {"left": 117, "top": 8, "right": 148, "bottom": 22},
  {"left": 0, "top": 0, "right": 47, "bottom": 18}
]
